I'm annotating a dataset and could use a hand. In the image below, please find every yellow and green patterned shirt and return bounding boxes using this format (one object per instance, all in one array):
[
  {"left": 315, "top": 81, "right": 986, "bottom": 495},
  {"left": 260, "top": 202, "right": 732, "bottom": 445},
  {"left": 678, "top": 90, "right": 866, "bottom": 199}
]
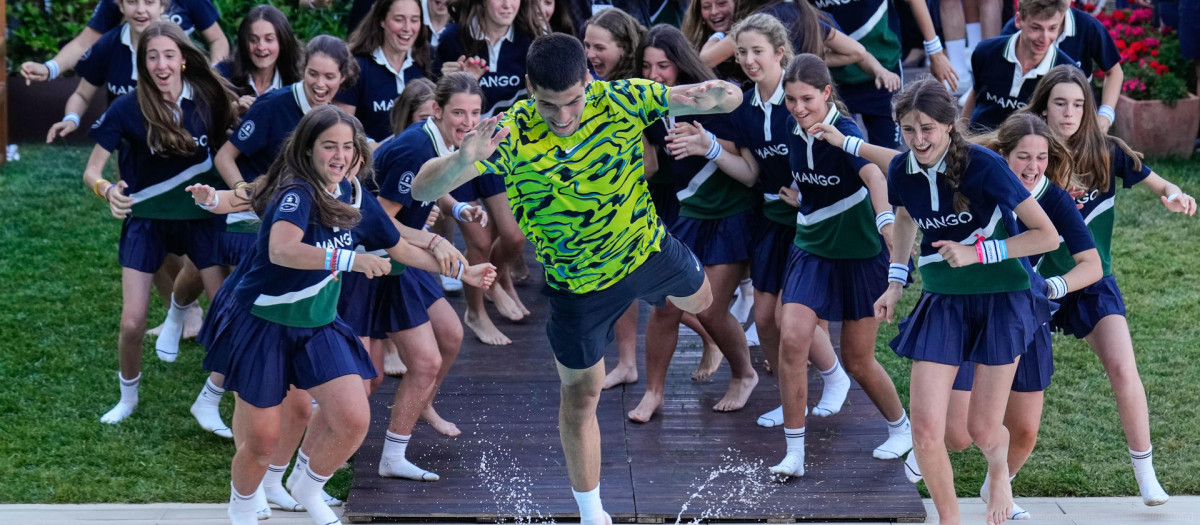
[{"left": 476, "top": 79, "right": 671, "bottom": 294}]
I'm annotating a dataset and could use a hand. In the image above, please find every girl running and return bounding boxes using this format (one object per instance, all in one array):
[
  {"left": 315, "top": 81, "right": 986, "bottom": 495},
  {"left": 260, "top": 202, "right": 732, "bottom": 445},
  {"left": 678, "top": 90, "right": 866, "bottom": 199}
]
[{"left": 215, "top": 5, "right": 301, "bottom": 113}]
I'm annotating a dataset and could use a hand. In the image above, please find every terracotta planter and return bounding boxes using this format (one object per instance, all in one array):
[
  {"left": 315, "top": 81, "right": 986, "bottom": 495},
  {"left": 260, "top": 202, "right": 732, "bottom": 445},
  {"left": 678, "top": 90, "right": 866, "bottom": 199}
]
[
  {"left": 6, "top": 74, "right": 109, "bottom": 145},
  {"left": 1112, "top": 93, "right": 1200, "bottom": 158}
]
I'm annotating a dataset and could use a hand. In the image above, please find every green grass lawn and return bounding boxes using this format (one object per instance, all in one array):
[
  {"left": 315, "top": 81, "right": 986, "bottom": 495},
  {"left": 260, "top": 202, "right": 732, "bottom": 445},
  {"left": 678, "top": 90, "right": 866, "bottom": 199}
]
[{"left": 1, "top": 144, "right": 1198, "bottom": 503}]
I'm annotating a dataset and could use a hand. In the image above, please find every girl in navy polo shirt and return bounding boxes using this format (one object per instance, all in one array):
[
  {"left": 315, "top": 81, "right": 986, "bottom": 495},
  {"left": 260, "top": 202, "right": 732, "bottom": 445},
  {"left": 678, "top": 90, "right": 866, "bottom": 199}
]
[
  {"left": 215, "top": 5, "right": 301, "bottom": 113},
  {"left": 630, "top": 25, "right": 759, "bottom": 423},
  {"left": 46, "top": 0, "right": 168, "bottom": 142},
  {"left": 81, "top": 22, "right": 238, "bottom": 426},
  {"left": 436, "top": 0, "right": 544, "bottom": 118},
  {"left": 336, "top": 0, "right": 434, "bottom": 141},
  {"left": 874, "top": 79, "right": 1060, "bottom": 525},
  {"left": 582, "top": 8, "right": 645, "bottom": 81},
  {"left": 189, "top": 105, "right": 494, "bottom": 525},
  {"left": 663, "top": 15, "right": 850, "bottom": 430},
  {"left": 1018, "top": 65, "right": 1196, "bottom": 506}
]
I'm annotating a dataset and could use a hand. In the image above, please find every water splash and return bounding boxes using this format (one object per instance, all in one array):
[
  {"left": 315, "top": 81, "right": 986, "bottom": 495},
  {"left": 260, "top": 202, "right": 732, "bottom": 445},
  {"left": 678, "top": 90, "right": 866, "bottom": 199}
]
[
  {"left": 475, "top": 437, "right": 557, "bottom": 524},
  {"left": 674, "top": 448, "right": 784, "bottom": 524}
]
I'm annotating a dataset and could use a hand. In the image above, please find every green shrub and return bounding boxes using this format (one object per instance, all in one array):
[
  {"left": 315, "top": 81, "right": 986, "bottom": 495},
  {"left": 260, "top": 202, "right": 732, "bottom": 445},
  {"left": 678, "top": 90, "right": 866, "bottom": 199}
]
[{"left": 210, "top": 0, "right": 352, "bottom": 46}]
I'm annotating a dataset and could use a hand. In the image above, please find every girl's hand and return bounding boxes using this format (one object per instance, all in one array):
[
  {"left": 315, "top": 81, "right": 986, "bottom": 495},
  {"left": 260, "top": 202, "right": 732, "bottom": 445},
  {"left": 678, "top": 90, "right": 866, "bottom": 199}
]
[
  {"left": 236, "top": 95, "right": 256, "bottom": 114},
  {"left": 875, "top": 69, "right": 901, "bottom": 92},
  {"left": 1161, "top": 192, "right": 1197, "bottom": 216},
  {"left": 353, "top": 253, "right": 391, "bottom": 278},
  {"left": 931, "top": 240, "right": 977, "bottom": 267},
  {"left": 664, "top": 121, "right": 711, "bottom": 160},
  {"left": 672, "top": 80, "right": 737, "bottom": 111},
  {"left": 874, "top": 283, "right": 903, "bottom": 322},
  {"left": 46, "top": 120, "right": 78, "bottom": 144},
  {"left": 106, "top": 180, "right": 134, "bottom": 219},
  {"left": 456, "top": 203, "right": 488, "bottom": 227},
  {"left": 929, "top": 53, "right": 959, "bottom": 93},
  {"left": 425, "top": 205, "right": 441, "bottom": 228},
  {"left": 429, "top": 238, "right": 466, "bottom": 276},
  {"left": 20, "top": 61, "right": 50, "bottom": 84},
  {"left": 1068, "top": 186, "right": 1087, "bottom": 210},
  {"left": 778, "top": 186, "right": 800, "bottom": 207},
  {"left": 463, "top": 56, "right": 489, "bottom": 80},
  {"left": 461, "top": 262, "right": 497, "bottom": 289},
  {"left": 807, "top": 122, "right": 844, "bottom": 146},
  {"left": 186, "top": 183, "right": 218, "bottom": 207}
]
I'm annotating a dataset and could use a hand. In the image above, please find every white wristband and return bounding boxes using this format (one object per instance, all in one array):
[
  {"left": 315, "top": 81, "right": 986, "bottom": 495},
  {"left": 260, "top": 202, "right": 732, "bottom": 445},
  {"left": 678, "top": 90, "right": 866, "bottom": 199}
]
[
  {"left": 888, "top": 263, "right": 909, "bottom": 284},
  {"left": 336, "top": 249, "right": 356, "bottom": 272},
  {"left": 196, "top": 192, "right": 220, "bottom": 211},
  {"left": 842, "top": 136, "right": 864, "bottom": 157},
  {"left": 1098, "top": 105, "right": 1116, "bottom": 125},
  {"left": 875, "top": 211, "right": 895, "bottom": 233},
  {"left": 453, "top": 261, "right": 465, "bottom": 279},
  {"left": 709, "top": 31, "right": 726, "bottom": 41},
  {"left": 703, "top": 131, "right": 723, "bottom": 161},
  {"left": 63, "top": 113, "right": 81, "bottom": 127},
  {"left": 1045, "top": 275, "right": 1068, "bottom": 300},
  {"left": 45, "top": 59, "right": 62, "bottom": 80},
  {"left": 452, "top": 201, "right": 471, "bottom": 221},
  {"left": 923, "top": 37, "right": 944, "bottom": 56}
]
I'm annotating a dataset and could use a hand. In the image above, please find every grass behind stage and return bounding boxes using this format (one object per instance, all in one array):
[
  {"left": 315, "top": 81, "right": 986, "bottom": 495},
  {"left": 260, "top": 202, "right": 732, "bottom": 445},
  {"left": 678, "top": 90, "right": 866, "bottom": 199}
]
[{"left": 1, "top": 143, "right": 1198, "bottom": 503}]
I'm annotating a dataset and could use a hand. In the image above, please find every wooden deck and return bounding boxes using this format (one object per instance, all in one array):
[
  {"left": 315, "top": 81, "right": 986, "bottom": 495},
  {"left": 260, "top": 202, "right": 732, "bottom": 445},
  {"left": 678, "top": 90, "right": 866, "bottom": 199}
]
[{"left": 344, "top": 253, "right": 926, "bottom": 523}]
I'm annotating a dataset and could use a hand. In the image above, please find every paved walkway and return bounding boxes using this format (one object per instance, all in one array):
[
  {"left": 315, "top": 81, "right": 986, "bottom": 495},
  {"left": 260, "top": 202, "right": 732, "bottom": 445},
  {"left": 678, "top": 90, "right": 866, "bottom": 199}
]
[{"left": 2, "top": 496, "right": 1198, "bottom": 524}]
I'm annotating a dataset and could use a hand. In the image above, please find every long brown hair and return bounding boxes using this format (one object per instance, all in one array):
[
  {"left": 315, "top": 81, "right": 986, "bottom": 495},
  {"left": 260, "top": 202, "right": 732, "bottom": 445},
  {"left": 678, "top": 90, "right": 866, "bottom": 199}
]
[
  {"left": 389, "top": 77, "right": 436, "bottom": 133},
  {"left": 250, "top": 105, "right": 370, "bottom": 229},
  {"left": 451, "top": 0, "right": 546, "bottom": 59},
  {"left": 681, "top": 0, "right": 734, "bottom": 49},
  {"left": 347, "top": 0, "right": 433, "bottom": 77},
  {"left": 736, "top": 0, "right": 830, "bottom": 58},
  {"left": 976, "top": 113, "right": 1074, "bottom": 191},
  {"left": 782, "top": 54, "right": 850, "bottom": 120},
  {"left": 893, "top": 78, "right": 973, "bottom": 213},
  {"left": 637, "top": 24, "right": 716, "bottom": 86},
  {"left": 1020, "top": 65, "right": 1141, "bottom": 193},
  {"left": 225, "top": 5, "right": 302, "bottom": 96},
  {"left": 583, "top": 8, "right": 646, "bottom": 81},
  {"left": 135, "top": 22, "right": 239, "bottom": 156}
]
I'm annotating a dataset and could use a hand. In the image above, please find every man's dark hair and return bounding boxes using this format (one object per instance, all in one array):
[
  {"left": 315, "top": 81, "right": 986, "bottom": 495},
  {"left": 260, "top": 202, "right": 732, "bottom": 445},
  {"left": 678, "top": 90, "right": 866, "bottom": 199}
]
[{"left": 526, "top": 34, "right": 588, "bottom": 92}]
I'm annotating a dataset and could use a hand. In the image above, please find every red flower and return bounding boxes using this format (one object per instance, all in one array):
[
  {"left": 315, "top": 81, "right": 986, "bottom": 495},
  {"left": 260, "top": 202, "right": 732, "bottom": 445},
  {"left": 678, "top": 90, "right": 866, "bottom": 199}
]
[
  {"left": 1113, "top": 10, "right": 1126, "bottom": 21},
  {"left": 1151, "top": 49, "right": 1160, "bottom": 57},
  {"left": 1116, "top": 39, "right": 1127, "bottom": 50}
]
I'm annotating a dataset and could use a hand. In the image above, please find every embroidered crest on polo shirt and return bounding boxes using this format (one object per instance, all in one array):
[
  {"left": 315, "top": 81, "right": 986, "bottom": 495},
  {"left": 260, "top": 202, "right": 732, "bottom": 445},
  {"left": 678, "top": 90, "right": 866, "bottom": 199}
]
[
  {"left": 398, "top": 171, "right": 414, "bottom": 194},
  {"left": 238, "top": 121, "right": 256, "bottom": 141},
  {"left": 279, "top": 192, "right": 300, "bottom": 213}
]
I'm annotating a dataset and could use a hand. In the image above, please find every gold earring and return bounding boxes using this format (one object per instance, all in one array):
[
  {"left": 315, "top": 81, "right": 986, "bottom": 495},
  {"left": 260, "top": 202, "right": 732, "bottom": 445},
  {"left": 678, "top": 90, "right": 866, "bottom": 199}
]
[{"left": 181, "top": 62, "right": 187, "bottom": 71}]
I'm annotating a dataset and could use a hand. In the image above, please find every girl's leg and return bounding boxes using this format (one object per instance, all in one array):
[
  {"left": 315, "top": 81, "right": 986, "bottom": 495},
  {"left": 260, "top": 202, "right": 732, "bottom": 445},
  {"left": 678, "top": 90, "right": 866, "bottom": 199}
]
[
  {"left": 299, "top": 375, "right": 372, "bottom": 524},
  {"left": 102, "top": 268, "right": 156, "bottom": 424},
  {"left": 603, "top": 301, "right": 640, "bottom": 389},
  {"left": 145, "top": 255, "right": 181, "bottom": 336},
  {"left": 841, "top": 317, "right": 911, "bottom": 458},
  {"left": 1084, "top": 315, "right": 1168, "bottom": 504},
  {"left": 420, "top": 298, "right": 465, "bottom": 437},
  {"left": 262, "top": 388, "right": 313, "bottom": 512},
  {"left": 155, "top": 258, "right": 211, "bottom": 362},
  {"left": 755, "top": 291, "right": 782, "bottom": 373},
  {"left": 695, "top": 261, "right": 758, "bottom": 412},
  {"left": 629, "top": 301, "right": 685, "bottom": 422},
  {"left": 944, "top": 390, "right": 974, "bottom": 452},
  {"left": 968, "top": 362, "right": 1020, "bottom": 525},
  {"left": 380, "top": 323, "right": 443, "bottom": 480},
  {"left": 988, "top": 390, "right": 1044, "bottom": 520},
  {"left": 909, "top": 361, "right": 961, "bottom": 525},
  {"left": 769, "top": 302, "right": 817, "bottom": 477},
  {"left": 484, "top": 193, "right": 530, "bottom": 317},
  {"left": 807, "top": 324, "right": 850, "bottom": 417},
  {"left": 458, "top": 217, "right": 512, "bottom": 345},
  {"left": 228, "top": 395, "right": 283, "bottom": 525},
  {"left": 365, "top": 337, "right": 386, "bottom": 395}
]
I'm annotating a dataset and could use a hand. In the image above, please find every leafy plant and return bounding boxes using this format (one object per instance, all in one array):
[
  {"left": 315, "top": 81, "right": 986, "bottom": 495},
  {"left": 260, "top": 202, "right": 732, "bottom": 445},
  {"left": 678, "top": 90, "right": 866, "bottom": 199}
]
[
  {"left": 6, "top": 0, "right": 93, "bottom": 70},
  {"left": 210, "top": 0, "right": 353, "bottom": 45},
  {"left": 1092, "top": 7, "right": 1191, "bottom": 104}
]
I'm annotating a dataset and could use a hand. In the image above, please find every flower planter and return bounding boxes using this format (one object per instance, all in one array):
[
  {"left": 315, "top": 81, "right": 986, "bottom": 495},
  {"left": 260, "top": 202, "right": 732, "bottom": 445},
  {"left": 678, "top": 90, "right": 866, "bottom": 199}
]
[
  {"left": 6, "top": 74, "right": 108, "bottom": 145},
  {"left": 1112, "top": 93, "right": 1200, "bottom": 158}
]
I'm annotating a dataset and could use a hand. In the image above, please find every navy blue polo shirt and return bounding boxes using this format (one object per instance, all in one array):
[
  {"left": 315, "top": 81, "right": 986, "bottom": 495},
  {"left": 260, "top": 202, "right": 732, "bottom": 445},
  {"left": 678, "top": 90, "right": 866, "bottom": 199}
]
[
  {"left": 757, "top": 1, "right": 834, "bottom": 55},
  {"left": 887, "top": 144, "right": 1032, "bottom": 294},
  {"left": 230, "top": 83, "right": 313, "bottom": 182},
  {"left": 818, "top": 0, "right": 903, "bottom": 85},
  {"left": 436, "top": 21, "right": 533, "bottom": 118},
  {"left": 88, "top": 83, "right": 222, "bottom": 220},
  {"left": 1002, "top": 7, "right": 1121, "bottom": 76},
  {"left": 88, "top": 0, "right": 220, "bottom": 35},
  {"left": 969, "top": 33, "right": 1078, "bottom": 131},
  {"left": 1022, "top": 176, "right": 1096, "bottom": 274},
  {"left": 215, "top": 61, "right": 283, "bottom": 97},
  {"left": 375, "top": 118, "right": 452, "bottom": 229},
  {"left": 645, "top": 114, "right": 756, "bottom": 220},
  {"left": 77, "top": 24, "right": 138, "bottom": 100},
  {"left": 784, "top": 104, "right": 877, "bottom": 259},
  {"left": 711, "top": 78, "right": 796, "bottom": 226},
  {"left": 336, "top": 49, "right": 428, "bottom": 141}
]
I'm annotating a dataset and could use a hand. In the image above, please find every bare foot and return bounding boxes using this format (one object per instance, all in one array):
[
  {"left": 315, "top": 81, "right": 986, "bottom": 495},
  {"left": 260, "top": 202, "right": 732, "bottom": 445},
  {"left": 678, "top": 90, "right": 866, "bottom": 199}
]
[
  {"left": 421, "top": 405, "right": 461, "bottom": 437},
  {"left": 146, "top": 323, "right": 164, "bottom": 337},
  {"left": 986, "top": 472, "right": 1013, "bottom": 525},
  {"left": 510, "top": 259, "right": 531, "bottom": 284},
  {"left": 504, "top": 281, "right": 531, "bottom": 317},
  {"left": 383, "top": 344, "right": 407, "bottom": 376},
  {"left": 627, "top": 391, "right": 664, "bottom": 423},
  {"left": 713, "top": 373, "right": 759, "bottom": 412},
  {"left": 485, "top": 286, "right": 526, "bottom": 322},
  {"left": 464, "top": 310, "right": 512, "bottom": 345},
  {"left": 691, "top": 340, "right": 723, "bottom": 381},
  {"left": 182, "top": 303, "right": 203, "bottom": 339},
  {"left": 602, "top": 365, "right": 638, "bottom": 390}
]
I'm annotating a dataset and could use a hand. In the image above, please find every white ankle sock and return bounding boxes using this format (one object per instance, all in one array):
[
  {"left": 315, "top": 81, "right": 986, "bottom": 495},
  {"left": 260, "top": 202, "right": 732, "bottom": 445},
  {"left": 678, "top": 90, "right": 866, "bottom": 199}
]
[
  {"left": 155, "top": 295, "right": 188, "bottom": 362},
  {"left": 379, "top": 431, "right": 440, "bottom": 481},
  {"left": 572, "top": 486, "right": 606, "bottom": 525},
  {"left": 965, "top": 23, "right": 982, "bottom": 53},
  {"left": 873, "top": 411, "right": 913, "bottom": 459},
  {"left": 981, "top": 473, "right": 1028, "bottom": 519},
  {"left": 903, "top": 449, "right": 922, "bottom": 483},
  {"left": 812, "top": 361, "right": 850, "bottom": 417},
  {"left": 769, "top": 427, "right": 806, "bottom": 477},
  {"left": 229, "top": 482, "right": 260, "bottom": 525},
  {"left": 191, "top": 378, "right": 232, "bottom": 438},
  {"left": 264, "top": 463, "right": 303, "bottom": 511},
  {"left": 1130, "top": 447, "right": 1169, "bottom": 505},
  {"left": 253, "top": 482, "right": 271, "bottom": 520},
  {"left": 744, "top": 322, "right": 760, "bottom": 346},
  {"left": 288, "top": 450, "right": 343, "bottom": 507},
  {"left": 101, "top": 372, "right": 140, "bottom": 424},
  {"left": 291, "top": 464, "right": 341, "bottom": 525},
  {"left": 757, "top": 405, "right": 784, "bottom": 428}
]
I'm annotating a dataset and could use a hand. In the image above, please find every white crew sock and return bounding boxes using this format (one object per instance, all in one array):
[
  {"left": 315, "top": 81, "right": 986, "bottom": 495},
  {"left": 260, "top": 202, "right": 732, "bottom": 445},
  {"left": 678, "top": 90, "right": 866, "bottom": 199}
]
[
  {"left": 253, "top": 482, "right": 271, "bottom": 520},
  {"left": 229, "top": 482, "right": 260, "bottom": 525},
  {"left": 744, "top": 322, "right": 760, "bottom": 346},
  {"left": 945, "top": 39, "right": 973, "bottom": 95},
  {"left": 290, "top": 463, "right": 342, "bottom": 525},
  {"left": 769, "top": 427, "right": 806, "bottom": 477},
  {"left": 379, "top": 431, "right": 440, "bottom": 481},
  {"left": 100, "top": 372, "right": 140, "bottom": 424},
  {"left": 873, "top": 411, "right": 913, "bottom": 460},
  {"left": 287, "top": 450, "right": 343, "bottom": 507},
  {"left": 1130, "top": 447, "right": 1169, "bottom": 505},
  {"left": 811, "top": 361, "right": 850, "bottom": 417},
  {"left": 730, "top": 278, "right": 754, "bottom": 324},
  {"left": 191, "top": 378, "right": 232, "bottom": 438},
  {"left": 981, "top": 473, "right": 1029, "bottom": 520},
  {"left": 155, "top": 294, "right": 188, "bottom": 362},
  {"left": 264, "top": 462, "right": 303, "bottom": 511},
  {"left": 572, "top": 486, "right": 608, "bottom": 525},
  {"left": 965, "top": 23, "right": 983, "bottom": 53},
  {"left": 904, "top": 449, "right": 923, "bottom": 483}
]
